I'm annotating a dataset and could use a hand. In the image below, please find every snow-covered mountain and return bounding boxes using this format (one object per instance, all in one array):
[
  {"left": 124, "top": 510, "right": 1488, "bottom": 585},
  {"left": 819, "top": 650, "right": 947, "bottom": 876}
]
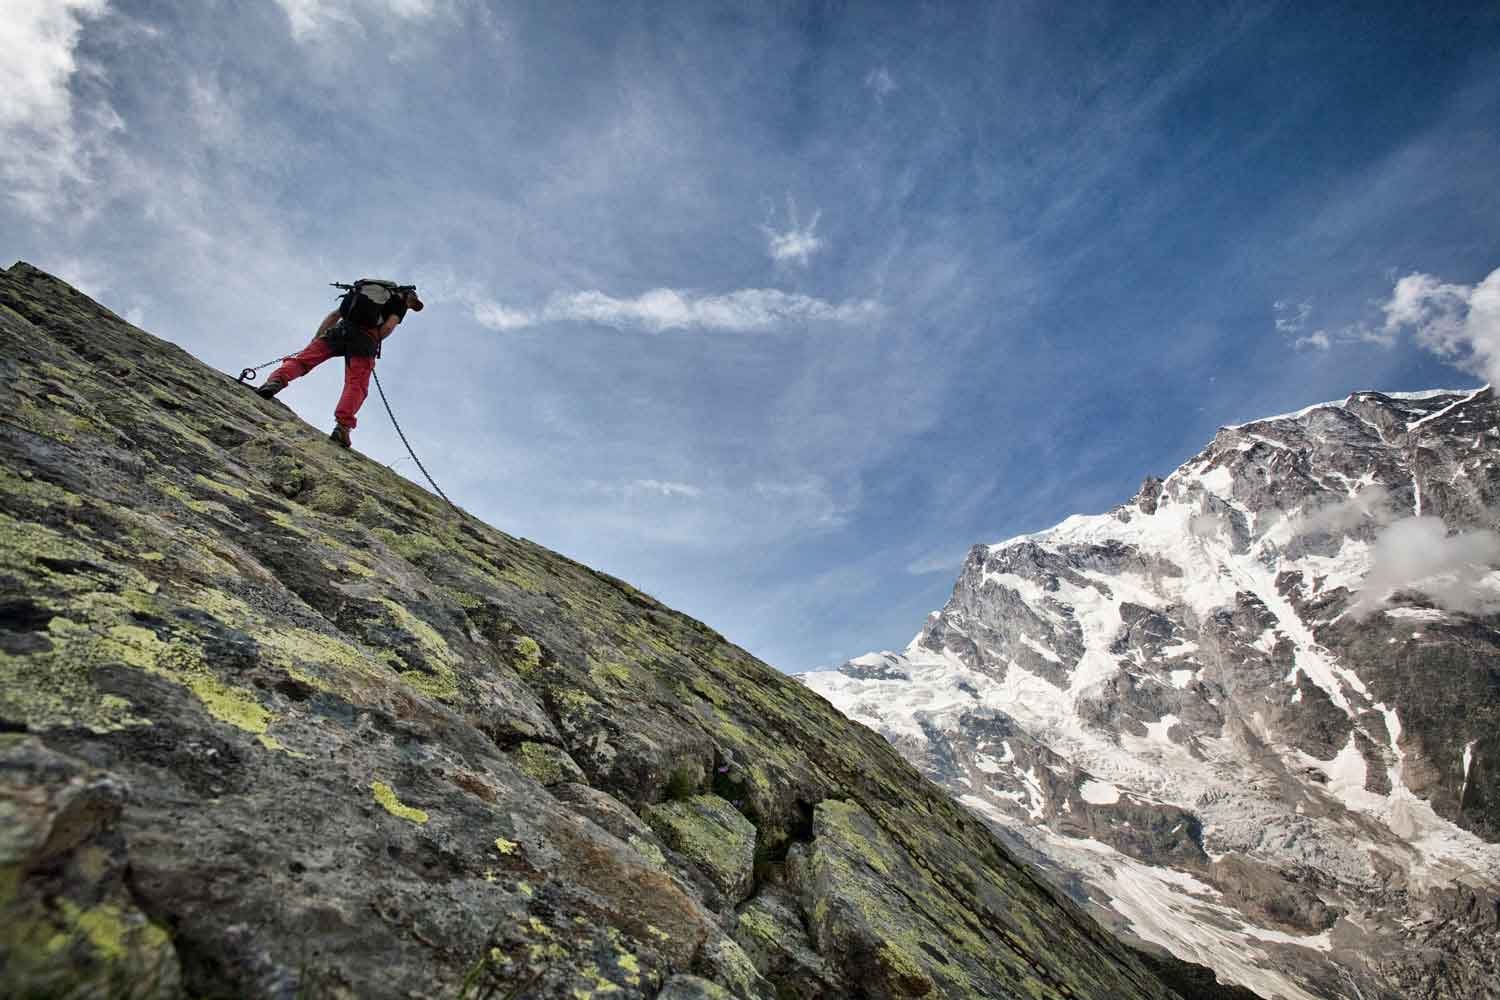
[{"left": 802, "top": 387, "right": 1500, "bottom": 1000}]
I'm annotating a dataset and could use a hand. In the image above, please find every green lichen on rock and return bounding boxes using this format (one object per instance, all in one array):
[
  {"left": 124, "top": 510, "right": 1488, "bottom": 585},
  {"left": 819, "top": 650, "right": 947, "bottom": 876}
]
[
  {"left": 510, "top": 741, "right": 585, "bottom": 787},
  {"left": 0, "top": 536, "right": 274, "bottom": 738},
  {"left": 643, "top": 794, "right": 756, "bottom": 906},
  {"left": 798, "top": 799, "right": 963, "bottom": 996},
  {"left": 372, "top": 781, "right": 429, "bottom": 824},
  {"left": 656, "top": 975, "right": 737, "bottom": 1000},
  {"left": 375, "top": 597, "right": 463, "bottom": 702},
  {"left": 106, "top": 625, "right": 274, "bottom": 737},
  {"left": 514, "top": 634, "right": 543, "bottom": 675},
  {"left": 626, "top": 834, "right": 668, "bottom": 870},
  {"left": 58, "top": 899, "right": 173, "bottom": 963},
  {"left": 695, "top": 932, "right": 774, "bottom": 1000},
  {"left": 4, "top": 899, "right": 180, "bottom": 999},
  {"left": 588, "top": 655, "right": 633, "bottom": 688},
  {"left": 192, "top": 473, "right": 251, "bottom": 503},
  {"left": 0, "top": 737, "right": 182, "bottom": 997},
  {"left": 733, "top": 887, "right": 843, "bottom": 998}
]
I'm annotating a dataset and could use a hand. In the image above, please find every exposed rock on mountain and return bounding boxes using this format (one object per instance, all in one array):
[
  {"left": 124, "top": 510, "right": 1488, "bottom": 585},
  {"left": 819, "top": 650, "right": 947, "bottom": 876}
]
[
  {"left": 805, "top": 386, "right": 1500, "bottom": 1000},
  {"left": 0, "top": 261, "right": 1201, "bottom": 998}
]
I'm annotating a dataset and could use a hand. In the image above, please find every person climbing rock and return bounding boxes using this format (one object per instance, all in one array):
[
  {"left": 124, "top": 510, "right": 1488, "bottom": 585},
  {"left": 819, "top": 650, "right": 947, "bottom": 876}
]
[{"left": 256, "top": 280, "right": 423, "bottom": 448}]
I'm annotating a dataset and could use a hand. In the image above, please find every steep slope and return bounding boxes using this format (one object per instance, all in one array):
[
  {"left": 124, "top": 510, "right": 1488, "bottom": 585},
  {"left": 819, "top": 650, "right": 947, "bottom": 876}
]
[
  {"left": 0, "top": 260, "right": 1194, "bottom": 999},
  {"left": 805, "top": 388, "right": 1500, "bottom": 1000}
]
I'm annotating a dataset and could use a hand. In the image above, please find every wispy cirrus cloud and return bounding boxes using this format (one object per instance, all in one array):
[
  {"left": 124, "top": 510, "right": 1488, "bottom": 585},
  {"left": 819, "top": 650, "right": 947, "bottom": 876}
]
[
  {"left": 1272, "top": 299, "right": 1342, "bottom": 351},
  {"left": 587, "top": 479, "right": 704, "bottom": 501},
  {"left": 273, "top": 0, "right": 441, "bottom": 41},
  {"left": 1272, "top": 299, "right": 1311, "bottom": 334},
  {"left": 564, "top": 476, "right": 854, "bottom": 553},
  {"left": 753, "top": 478, "right": 854, "bottom": 529},
  {"left": 761, "top": 197, "right": 824, "bottom": 267},
  {"left": 633, "top": 480, "right": 702, "bottom": 499},
  {"left": 470, "top": 287, "right": 880, "bottom": 334},
  {"left": 905, "top": 547, "right": 972, "bottom": 575}
]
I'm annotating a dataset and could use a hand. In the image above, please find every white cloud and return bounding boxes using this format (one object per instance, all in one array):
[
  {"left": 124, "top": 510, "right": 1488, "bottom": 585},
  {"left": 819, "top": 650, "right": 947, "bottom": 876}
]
[
  {"left": 0, "top": 0, "right": 115, "bottom": 216},
  {"left": 1383, "top": 273, "right": 1469, "bottom": 331},
  {"left": 471, "top": 300, "right": 533, "bottom": 331},
  {"left": 471, "top": 287, "right": 880, "bottom": 334},
  {"left": 1351, "top": 516, "right": 1500, "bottom": 618},
  {"left": 765, "top": 222, "right": 824, "bottom": 268},
  {"left": 1273, "top": 299, "right": 1334, "bottom": 351},
  {"left": 1380, "top": 267, "right": 1500, "bottom": 387},
  {"left": 1275, "top": 268, "right": 1500, "bottom": 370},
  {"left": 1293, "top": 485, "right": 1396, "bottom": 537},
  {"left": 0, "top": 1, "right": 107, "bottom": 131},
  {"left": 761, "top": 196, "right": 824, "bottom": 267}
]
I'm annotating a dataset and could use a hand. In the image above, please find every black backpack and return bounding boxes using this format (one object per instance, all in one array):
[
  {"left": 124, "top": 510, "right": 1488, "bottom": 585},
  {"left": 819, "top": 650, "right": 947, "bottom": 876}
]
[{"left": 334, "top": 279, "right": 413, "bottom": 328}]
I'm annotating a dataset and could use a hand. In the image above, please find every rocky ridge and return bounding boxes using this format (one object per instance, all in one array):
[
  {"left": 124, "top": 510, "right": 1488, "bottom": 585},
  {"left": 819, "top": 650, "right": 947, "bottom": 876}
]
[
  {"left": 804, "top": 387, "right": 1500, "bottom": 999},
  {"left": 0, "top": 261, "right": 1208, "bottom": 998}
]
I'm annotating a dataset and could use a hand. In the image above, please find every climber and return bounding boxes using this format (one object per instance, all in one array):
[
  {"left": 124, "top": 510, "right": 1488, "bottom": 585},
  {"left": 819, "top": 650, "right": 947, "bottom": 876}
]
[{"left": 256, "top": 280, "right": 423, "bottom": 448}]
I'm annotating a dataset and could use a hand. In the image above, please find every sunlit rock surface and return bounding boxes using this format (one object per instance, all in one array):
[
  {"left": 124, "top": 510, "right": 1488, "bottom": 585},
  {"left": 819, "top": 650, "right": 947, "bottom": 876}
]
[{"left": 0, "top": 261, "right": 1196, "bottom": 998}]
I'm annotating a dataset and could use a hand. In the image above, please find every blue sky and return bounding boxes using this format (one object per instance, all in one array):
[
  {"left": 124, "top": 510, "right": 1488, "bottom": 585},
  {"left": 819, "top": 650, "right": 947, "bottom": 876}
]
[{"left": 5, "top": 1, "right": 1499, "bottom": 672}]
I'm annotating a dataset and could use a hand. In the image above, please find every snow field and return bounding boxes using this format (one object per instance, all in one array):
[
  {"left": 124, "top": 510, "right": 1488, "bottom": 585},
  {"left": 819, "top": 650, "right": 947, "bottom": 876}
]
[{"left": 806, "top": 388, "right": 1500, "bottom": 999}]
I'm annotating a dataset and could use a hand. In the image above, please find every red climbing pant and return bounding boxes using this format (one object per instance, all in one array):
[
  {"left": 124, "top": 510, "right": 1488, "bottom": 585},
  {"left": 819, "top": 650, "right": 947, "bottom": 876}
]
[{"left": 267, "top": 337, "right": 374, "bottom": 429}]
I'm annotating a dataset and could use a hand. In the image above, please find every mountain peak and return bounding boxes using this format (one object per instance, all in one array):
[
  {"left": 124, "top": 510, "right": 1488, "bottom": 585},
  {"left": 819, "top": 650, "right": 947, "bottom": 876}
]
[{"left": 806, "top": 382, "right": 1500, "bottom": 1000}]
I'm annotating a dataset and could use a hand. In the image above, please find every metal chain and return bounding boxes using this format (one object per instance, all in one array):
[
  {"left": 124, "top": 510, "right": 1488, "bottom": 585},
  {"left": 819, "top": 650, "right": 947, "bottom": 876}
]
[{"left": 237, "top": 355, "right": 292, "bottom": 383}]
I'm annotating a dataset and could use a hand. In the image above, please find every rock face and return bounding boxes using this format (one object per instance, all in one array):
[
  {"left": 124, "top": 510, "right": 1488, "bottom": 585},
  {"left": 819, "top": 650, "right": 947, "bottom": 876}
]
[
  {"left": 805, "top": 387, "right": 1500, "bottom": 999},
  {"left": 0, "top": 262, "right": 1195, "bottom": 997}
]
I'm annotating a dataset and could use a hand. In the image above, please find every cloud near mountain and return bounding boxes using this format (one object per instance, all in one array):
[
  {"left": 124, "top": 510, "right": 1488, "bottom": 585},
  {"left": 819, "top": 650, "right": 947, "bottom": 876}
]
[
  {"left": 1352, "top": 515, "right": 1500, "bottom": 618},
  {"left": 1383, "top": 267, "right": 1500, "bottom": 386}
]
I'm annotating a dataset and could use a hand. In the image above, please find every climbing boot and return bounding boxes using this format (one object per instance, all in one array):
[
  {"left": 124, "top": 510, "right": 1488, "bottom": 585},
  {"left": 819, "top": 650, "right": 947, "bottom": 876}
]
[
  {"left": 329, "top": 424, "right": 352, "bottom": 449},
  {"left": 256, "top": 378, "right": 287, "bottom": 399}
]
